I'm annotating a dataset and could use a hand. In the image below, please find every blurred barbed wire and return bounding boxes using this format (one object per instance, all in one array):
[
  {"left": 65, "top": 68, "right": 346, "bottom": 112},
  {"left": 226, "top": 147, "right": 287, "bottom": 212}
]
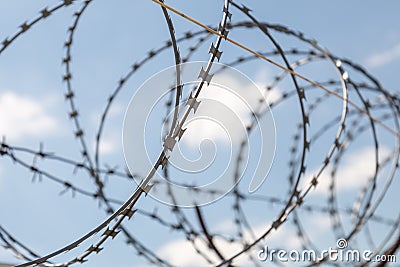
[{"left": 0, "top": 0, "right": 399, "bottom": 266}]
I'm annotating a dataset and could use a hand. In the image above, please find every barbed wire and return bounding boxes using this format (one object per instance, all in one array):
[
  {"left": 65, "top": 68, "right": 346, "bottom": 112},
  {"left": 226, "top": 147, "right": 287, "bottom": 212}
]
[{"left": 0, "top": 0, "right": 399, "bottom": 266}]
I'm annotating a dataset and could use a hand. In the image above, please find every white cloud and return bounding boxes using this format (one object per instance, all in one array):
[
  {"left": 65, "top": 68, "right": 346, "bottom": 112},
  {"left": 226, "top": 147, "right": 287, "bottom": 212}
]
[
  {"left": 0, "top": 91, "right": 59, "bottom": 141},
  {"left": 95, "top": 139, "right": 117, "bottom": 155},
  {"left": 156, "top": 219, "right": 301, "bottom": 267},
  {"left": 108, "top": 102, "right": 125, "bottom": 118},
  {"left": 157, "top": 238, "right": 207, "bottom": 267},
  {"left": 90, "top": 101, "right": 124, "bottom": 126},
  {"left": 213, "top": 219, "right": 237, "bottom": 235},
  {"left": 263, "top": 86, "right": 281, "bottom": 105},
  {"left": 157, "top": 237, "right": 253, "bottom": 266},
  {"left": 254, "top": 68, "right": 282, "bottom": 105},
  {"left": 245, "top": 220, "right": 301, "bottom": 250},
  {"left": 167, "top": 147, "right": 390, "bottom": 263},
  {"left": 365, "top": 43, "right": 400, "bottom": 68},
  {"left": 0, "top": 246, "right": 14, "bottom": 265},
  {"left": 301, "top": 147, "right": 390, "bottom": 194},
  {"left": 181, "top": 70, "right": 280, "bottom": 147}
]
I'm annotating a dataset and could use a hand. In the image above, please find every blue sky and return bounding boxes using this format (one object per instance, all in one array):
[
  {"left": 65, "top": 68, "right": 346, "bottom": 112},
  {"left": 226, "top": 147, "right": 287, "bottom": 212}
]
[{"left": 0, "top": 0, "right": 400, "bottom": 266}]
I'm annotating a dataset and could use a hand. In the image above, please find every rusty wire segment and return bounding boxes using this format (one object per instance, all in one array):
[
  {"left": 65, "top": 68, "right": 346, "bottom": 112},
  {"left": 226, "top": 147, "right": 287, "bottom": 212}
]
[{"left": 0, "top": 0, "right": 399, "bottom": 266}]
